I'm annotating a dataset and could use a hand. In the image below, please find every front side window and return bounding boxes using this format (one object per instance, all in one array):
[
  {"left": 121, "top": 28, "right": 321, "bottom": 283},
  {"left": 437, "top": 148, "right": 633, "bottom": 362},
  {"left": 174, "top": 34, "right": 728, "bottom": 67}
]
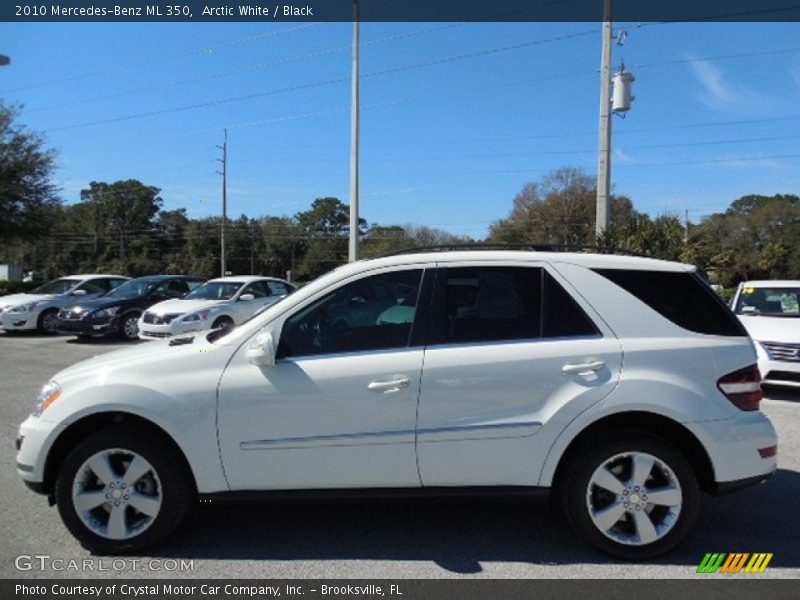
[
  {"left": 241, "top": 281, "right": 270, "bottom": 299},
  {"left": 268, "top": 281, "right": 293, "bottom": 296},
  {"left": 279, "top": 269, "right": 424, "bottom": 358},
  {"left": 428, "top": 266, "right": 598, "bottom": 345}
]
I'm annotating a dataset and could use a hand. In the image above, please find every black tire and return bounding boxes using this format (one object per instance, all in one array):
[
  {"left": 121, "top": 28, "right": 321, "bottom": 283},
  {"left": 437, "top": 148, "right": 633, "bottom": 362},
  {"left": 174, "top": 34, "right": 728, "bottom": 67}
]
[
  {"left": 212, "top": 316, "right": 234, "bottom": 331},
  {"left": 37, "top": 308, "right": 59, "bottom": 334},
  {"left": 560, "top": 431, "right": 700, "bottom": 560},
  {"left": 118, "top": 312, "right": 141, "bottom": 340},
  {"left": 55, "top": 427, "right": 193, "bottom": 554}
]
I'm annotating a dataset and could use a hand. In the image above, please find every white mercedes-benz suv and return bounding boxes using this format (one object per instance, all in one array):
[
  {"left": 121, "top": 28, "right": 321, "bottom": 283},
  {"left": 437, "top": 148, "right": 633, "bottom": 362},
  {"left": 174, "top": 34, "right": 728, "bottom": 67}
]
[{"left": 15, "top": 249, "right": 777, "bottom": 558}]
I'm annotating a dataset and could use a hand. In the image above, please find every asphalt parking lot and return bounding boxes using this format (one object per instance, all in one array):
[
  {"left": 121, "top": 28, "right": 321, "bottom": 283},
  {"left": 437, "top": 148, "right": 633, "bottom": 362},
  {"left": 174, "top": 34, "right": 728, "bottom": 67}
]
[{"left": 1, "top": 331, "right": 798, "bottom": 579}]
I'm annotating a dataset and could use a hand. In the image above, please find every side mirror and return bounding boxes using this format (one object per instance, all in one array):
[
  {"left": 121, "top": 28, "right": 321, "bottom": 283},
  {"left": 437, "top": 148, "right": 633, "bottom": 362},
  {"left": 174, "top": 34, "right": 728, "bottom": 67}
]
[
  {"left": 239, "top": 293, "right": 255, "bottom": 302},
  {"left": 246, "top": 330, "right": 276, "bottom": 367},
  {"left": 72, "top": 289, "right": 87, "bottom": 296}
]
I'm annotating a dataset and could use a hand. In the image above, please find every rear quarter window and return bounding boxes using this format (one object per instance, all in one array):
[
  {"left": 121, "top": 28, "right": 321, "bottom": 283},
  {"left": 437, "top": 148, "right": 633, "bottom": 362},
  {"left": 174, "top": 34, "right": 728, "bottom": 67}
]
[{"left": 593, "top": 268, "right": 747, "bottom": 337}]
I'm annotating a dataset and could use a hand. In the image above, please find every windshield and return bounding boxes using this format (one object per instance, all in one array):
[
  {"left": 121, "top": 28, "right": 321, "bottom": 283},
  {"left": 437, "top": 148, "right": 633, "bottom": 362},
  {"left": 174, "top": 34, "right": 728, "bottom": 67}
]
[
  {"left": 32, "top": 278, "right": 81, "bottom": 295},
  {"left": 185, "top": 281, "right": 244, "bottom": 301},
  {"left": 735, "top": 286, "right": 800, "bottom": 317},
  {"left": 104, "top": 279, "right": 158, "bottom": 300}
]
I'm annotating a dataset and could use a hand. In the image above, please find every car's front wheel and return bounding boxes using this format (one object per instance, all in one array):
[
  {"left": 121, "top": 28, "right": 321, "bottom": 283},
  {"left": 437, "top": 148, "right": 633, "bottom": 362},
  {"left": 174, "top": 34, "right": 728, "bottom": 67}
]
[
  {"left": 37, "top": 308, "right": 59, "bottom": 334},
  {"left": 119, "top": 313, "right": 141, "bottom": 340},
  {"left": 211, "top": 316, "right": 234, "bottom": 332},
  {"left": 55, "top": 427, "right": 193, "bottom": 554},
  {"left": 561, "top": 432, "right": 699, "bottom": 559}
]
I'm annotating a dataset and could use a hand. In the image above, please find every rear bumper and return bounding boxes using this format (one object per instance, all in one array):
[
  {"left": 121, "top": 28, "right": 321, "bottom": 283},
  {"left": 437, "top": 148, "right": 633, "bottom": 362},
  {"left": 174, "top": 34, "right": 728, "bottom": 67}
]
[
  {"left": 713, "top": 471, "right": 774, "bottom": 495},
  {"left": 690, "top": 410, "right": 777, "bottom": 487}
]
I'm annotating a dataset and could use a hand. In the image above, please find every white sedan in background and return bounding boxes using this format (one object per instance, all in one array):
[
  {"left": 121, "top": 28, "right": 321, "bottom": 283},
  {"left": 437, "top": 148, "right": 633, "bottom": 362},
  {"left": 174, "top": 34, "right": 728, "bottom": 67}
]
[
  {"left": 0, "top": 275, "right": 129, "bottom": 334},
  {"left": 138, "top": 275, "right": 294, "bottom": 340},
  {"left": 732, "top": 280, "right": 800, "bottom": 388}
]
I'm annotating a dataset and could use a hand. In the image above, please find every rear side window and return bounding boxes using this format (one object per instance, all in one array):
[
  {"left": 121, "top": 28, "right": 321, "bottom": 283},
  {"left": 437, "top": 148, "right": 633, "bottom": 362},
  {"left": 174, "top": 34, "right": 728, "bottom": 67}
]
[
  {"left": 593, "top": 269, "right": 747, "bottom": 337},
  {"left": 428, "top": 267, "right": 598, "bottom": 345}
]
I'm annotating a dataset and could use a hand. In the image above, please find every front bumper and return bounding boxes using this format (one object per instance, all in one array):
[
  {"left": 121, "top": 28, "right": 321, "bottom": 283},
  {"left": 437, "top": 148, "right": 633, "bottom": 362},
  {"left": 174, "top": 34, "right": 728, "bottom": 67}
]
[
  {"left": 56, "top": 316, "right": 118, "bottom": 336},
  {"left": 0, "top": 311, "right": 38, "bottom": 331},
  {"left": 16, "top": 415, "right": 63, "bottom": 489},
  {"left": 758, "top": 358, "right": 800, "bottom": 388},
  {"left": 138, "top": 320, "right": 206, "bottom": 340}
]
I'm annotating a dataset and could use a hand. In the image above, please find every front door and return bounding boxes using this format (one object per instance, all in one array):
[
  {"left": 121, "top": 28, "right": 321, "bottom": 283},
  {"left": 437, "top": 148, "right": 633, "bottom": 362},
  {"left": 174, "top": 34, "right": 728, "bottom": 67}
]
[{"left": 217, "top": 267, "right": 431, "bottom": 490}]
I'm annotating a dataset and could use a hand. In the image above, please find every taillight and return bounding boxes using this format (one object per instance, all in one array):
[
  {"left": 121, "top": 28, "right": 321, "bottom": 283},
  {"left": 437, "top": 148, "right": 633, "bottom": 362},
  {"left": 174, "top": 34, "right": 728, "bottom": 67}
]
[{"left": 717, "top": 364, "right": 763, "bottom": 411}]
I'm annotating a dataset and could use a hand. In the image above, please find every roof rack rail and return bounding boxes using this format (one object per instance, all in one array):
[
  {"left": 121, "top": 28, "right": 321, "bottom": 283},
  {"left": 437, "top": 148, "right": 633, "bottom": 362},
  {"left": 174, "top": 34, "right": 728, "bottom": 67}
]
[{"left": 381, "top": 243, "right": 650, "bottom": 258}]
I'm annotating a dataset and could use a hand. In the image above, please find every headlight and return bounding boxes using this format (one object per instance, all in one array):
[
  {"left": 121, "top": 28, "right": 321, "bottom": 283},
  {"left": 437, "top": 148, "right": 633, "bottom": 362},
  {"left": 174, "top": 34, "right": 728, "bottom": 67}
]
[
  {"left": 32, "top": 381, "right": 62, "bottom": 417},
  {"left": 182, "top": 310, "right": 211, "bottom": 322},
  {"left": 91, "top": 306, "right": 121, "bottom": 319},
  {"left": 9, "top": 301, "right": 40, "bottom": 313}
]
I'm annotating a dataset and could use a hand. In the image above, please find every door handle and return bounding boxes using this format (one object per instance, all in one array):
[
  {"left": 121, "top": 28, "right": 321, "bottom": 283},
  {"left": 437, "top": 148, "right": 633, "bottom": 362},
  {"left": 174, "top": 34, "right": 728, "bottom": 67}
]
[
  {"left": 562, "top": 360, "right": 605, "bottom": 375},
  {"left": 367, "top": 377, "right": 410, "bottom": 393}
]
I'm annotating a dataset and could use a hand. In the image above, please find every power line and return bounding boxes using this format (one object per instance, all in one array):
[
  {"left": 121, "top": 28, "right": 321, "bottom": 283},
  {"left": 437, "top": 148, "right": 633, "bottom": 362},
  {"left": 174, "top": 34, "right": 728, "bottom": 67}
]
[
  {"left": 24, "top": 23, "right": 472, "bottom": 114},
  {"left": 0, "top": 23, "right": 328, "bottom": 94},
  {"left": 153, "top": 45, "right": 800, "bottom": 139},
  {"left": 44, "top": 28, "right": 598, "bottom": 133}
]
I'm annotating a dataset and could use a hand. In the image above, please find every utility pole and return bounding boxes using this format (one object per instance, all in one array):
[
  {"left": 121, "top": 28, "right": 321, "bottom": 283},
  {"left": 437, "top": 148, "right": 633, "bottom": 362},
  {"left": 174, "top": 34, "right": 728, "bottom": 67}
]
[
  {"left": 216, "top": 129, "right": 228, "bottom": 277},
  {"left": 684, "top": 208, "right": 689, "bottom": 243},
  {"left": 595, "top": 0, "right": 613, "bottom": 239},
  {"left": 348, "top": 0, "right": 360, "bottom": 263}
]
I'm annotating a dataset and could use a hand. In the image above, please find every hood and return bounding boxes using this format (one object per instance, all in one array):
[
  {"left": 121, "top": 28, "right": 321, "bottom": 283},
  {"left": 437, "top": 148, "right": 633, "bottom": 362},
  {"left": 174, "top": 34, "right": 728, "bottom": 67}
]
[
  {"left": 147, "top": 298, "right": 222, "bottom": 315},
  {"left": 738, "top": 315, "right": 800, "bottom": 344},
  {"left": 63, "top": 296, "right": 137, "bottom": 312},
  {"left": 52, "top": 332, "right": 228, "bottom": 387},
  {"left": 0, "top": 293, "right": 53, "bottom": 309}
]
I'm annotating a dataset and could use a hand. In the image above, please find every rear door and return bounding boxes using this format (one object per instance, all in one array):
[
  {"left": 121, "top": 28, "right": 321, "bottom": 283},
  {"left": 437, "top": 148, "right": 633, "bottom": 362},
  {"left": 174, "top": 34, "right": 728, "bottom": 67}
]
[{"left": 416, "top": 261, "right": 622, "bottom": 487}]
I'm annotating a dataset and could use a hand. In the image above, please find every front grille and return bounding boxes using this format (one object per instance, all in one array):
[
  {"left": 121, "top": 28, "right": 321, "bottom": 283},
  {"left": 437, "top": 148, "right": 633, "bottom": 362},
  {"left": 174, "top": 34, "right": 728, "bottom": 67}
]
[
  {"left": 143, "top": 312, "right": 182, "bottom": 325},
  {"left": 763, "top": 370, "right": 800, "bottom": 383},
  {"left": 762, "top": 341, "right": 800, "bottom": 362}
]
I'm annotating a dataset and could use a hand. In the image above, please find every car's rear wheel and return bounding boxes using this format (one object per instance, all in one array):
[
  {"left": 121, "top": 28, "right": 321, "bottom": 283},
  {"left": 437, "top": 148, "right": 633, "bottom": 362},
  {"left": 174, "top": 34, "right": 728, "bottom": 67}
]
[
  {"left": 55, "top": 427, "right": 193, "bottom": 554},
  {"left": 37, "top": 309, "right": 59, "bottom": 334},
  {"left": 212, "top": 316, "right": 234, "bottom": 332},
  {"left": 561, "top": 432, "right": 699, "bottom": 559},
  {"left": 119, "top": 313, "right": 141, "bottom": 340}
]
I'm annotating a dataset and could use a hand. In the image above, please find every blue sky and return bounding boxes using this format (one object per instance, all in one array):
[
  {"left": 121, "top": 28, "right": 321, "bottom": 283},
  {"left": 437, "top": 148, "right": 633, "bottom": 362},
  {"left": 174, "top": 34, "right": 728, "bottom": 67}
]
[{"left": 2, "top": 21, "right": 800, "bottom": 237}]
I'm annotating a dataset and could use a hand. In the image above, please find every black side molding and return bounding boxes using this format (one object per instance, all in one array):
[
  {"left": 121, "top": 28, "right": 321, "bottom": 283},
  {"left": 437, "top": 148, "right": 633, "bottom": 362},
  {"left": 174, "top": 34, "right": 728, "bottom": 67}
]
[{"left": 199, "top": 486, "right": 551, "bottom": 504}]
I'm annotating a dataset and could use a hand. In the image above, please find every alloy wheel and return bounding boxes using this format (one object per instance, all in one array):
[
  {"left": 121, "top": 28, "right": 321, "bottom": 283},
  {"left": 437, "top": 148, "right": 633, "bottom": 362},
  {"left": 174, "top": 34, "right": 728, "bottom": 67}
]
[
  {"left": 71, "top": 448, "right": 162, "bottom": 540},
  {"left": 122, "top": 316, "right": 139, "bottom": 340},
  {"left": 586, "top": 451, "right": 682, "bottom": 546},
  {"left": 41, "top": 311, "right": 58, "bottom": 333}
]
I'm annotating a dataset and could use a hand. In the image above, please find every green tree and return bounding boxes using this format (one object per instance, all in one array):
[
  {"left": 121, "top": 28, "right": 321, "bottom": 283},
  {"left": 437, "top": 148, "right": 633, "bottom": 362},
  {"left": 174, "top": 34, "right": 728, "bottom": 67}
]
[
  {"left": 489, "top": 166, "right": 635, "bottom": 246},
  {"left": 79, "top": 180, "right": 163, "bottom": 269},
  {"left": 295, "top": 197, "right": 366, "bottom": 280},
  {"left": 0, "top": 102, "right": 60, "bottom": 240}
]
